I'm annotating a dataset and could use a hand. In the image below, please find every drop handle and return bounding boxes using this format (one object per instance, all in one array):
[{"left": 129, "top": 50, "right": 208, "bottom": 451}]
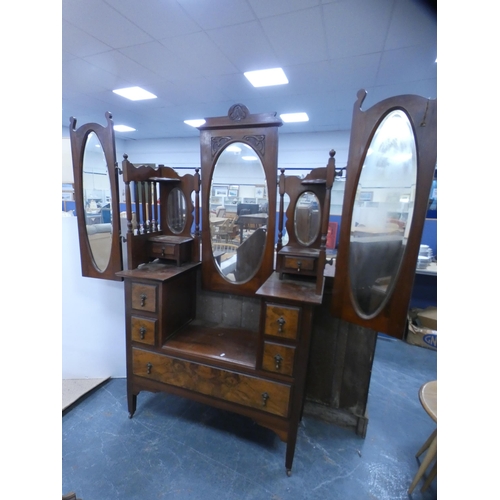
[
  {"left": 297, "top": 261, "right": 302, "bottom": 272},
  {"left": 277, "top": 316, "right": 286, "bottom": 333},
  {"left": 140, "top": 294, "right": 147, "bottom": 307},
  {"left": 161, "top": 246, "right": 165, "bottom": 257},
  {"left": 146, "top": 362, "right": 153, "bottom": 374},
  {"left": 274, "top": 354, "right": 283, "bottom": 370},
  {"left": 139, "top": 327, "right": 146, "bottom": 339},
  {"left": 261, "top": 392, "right": 269, "bottom": 407}
]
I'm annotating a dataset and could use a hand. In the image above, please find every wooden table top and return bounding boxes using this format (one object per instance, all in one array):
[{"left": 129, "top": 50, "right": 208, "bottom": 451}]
[{"left": 419, "top": 380, "right": 437, "bottom": 422}]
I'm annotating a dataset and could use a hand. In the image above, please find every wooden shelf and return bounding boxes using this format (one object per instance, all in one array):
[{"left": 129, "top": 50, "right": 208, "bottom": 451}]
[{"left": 163, "top": 321, "right": 258, "bottom": 369}]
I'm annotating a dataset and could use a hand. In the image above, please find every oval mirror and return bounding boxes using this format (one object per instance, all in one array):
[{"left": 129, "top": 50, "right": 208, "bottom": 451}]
[
  {"left": 82, "top": 131, "right": 113, "bottom": 272},
  {"left": 167, "top": 187, "right": 187, "bottom": 234},
  {"left": 294, "top": 191, "right": 321, "bottom": 246},
  {"left": 349, "top": 110, "right": 417, "bottom": 317},
  {"left": 210, "top": 142, "right": 267, "bottom": 283}
]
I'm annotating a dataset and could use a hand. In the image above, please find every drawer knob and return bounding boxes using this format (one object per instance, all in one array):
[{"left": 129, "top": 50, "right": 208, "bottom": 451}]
[
  {"left": 297, "top": 261, "right": 302, "bottom": 272},
  {"left": 261, "top": 392, "right": 269, "bottom": 407},
  {"left": 140, "top": 294, "right": 147, "bottom": 307},
  {"left": 139, "top": 326, "right": 146, "bottom": 339},
  {"left": 277, "top": 316, "right": 286, "bottom": 333},
  {"left": 161, "top": 246, "right": 165, "bottom": 257},
  {"left": 146, "top": 362, "right": 153, "bottom": 374},
  {"left": 274, "top": 354, "right": 283, "bottom": 370}
]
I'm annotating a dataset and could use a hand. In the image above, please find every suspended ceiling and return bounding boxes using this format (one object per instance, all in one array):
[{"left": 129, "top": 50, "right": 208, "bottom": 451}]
[{"left": 62, "top": 0, "right": 437, "bottom": 141}]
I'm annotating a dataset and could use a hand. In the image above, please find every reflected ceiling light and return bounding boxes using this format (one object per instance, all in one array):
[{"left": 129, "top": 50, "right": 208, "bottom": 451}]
[
  {"left": 114, "top": 125, "right": 136, "bottom": 132},
  {"left": 226, "top": 145, "right": 242, "bottom": 153},
  {"left": 244, "top": 67, "right": 288, "bottom": 87},
  {"left": 242, "top": 156, "right": 259, "bottom": 161},
  {"left": 280, "top": 112, "right": 309, "bottom": 123},
  {"left": 184, "top": 119, "right": 206, "bottom": 127},
  {"left": 112, "top": 86, "right": 157, "bottom": 101}
]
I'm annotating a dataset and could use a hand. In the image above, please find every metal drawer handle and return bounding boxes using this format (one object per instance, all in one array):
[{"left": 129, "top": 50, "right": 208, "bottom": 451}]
[
  {"left": 139, "top": 327, "right": 146, "bottom": 339},
  {"left": 140, "top": 294, "right": 147, "bottom": 307},
  {"left": 161, "top": 246, "right": 165, "bottom": 257},
  {"left": 274, "top": 354, "right": 283, "bottom": 370},
  {"left": 261, "top": 392, "right": 269, "bottom": 407},
  {"left": 146, "top": 362, "right": 153, "bottom": 374},
  {"left": 297, "top": 261, "right": 302, "bottom": 272},
  {"left": 277, "top": 316, "right": 286, "bottom": 333}
]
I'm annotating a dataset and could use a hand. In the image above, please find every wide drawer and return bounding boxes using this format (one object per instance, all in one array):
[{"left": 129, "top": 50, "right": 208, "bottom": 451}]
[
  {"left": 262, "top": 341, "right": 295, "bottom": 377},
  {"left": 264, "top": 303, "right": 300, "bottom": 340},
  {"left": 132, "top": 348, "right": 290, "bottom": 417},
  {"left": 131, "top": 283, "right": 157, "bottom": 313},
  {"left": 131, "top": 316, "right": 156, "bottom": 345}
]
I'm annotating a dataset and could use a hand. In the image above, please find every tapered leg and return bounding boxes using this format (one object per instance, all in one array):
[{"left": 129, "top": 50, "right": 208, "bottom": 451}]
[
  {"left": 415, "top": 428, "right": 436, "bottom": 458},
  {"left": 421, "top": 462, "right": 437, "bottom": 492},
  {"left": 408, "top": 435, "right": 437, "bottom": 494},
  {"left": 128, "top": 392, "right": 137, "bottom": 418}
]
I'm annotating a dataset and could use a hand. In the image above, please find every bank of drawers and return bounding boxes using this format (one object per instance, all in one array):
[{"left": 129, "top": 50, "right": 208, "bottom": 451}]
[
  {"left": 132, "top": 347, "right": 291, "bottom": 418},
  {"left": 130, "top": 282, "right": 158, "bottom": 346},
  {"left": 261, "top": 302, "right": 300, "bottom": 377}
]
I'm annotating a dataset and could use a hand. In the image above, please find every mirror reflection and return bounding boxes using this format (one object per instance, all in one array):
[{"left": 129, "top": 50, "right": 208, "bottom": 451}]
[
  {"left": 294, "top": 191, "right": 320, "bottom": 246},
  {"left": 210, "top": 142, "right": 268, "bottom": 283},
  {"left": 167, "top": 187, "right": 187, "bottom": 234},
  {"left": 83, "top": 131, "right": 113, "bottom": 272},
  {"left": 349, "top": 110, "right": 417, "bottom": 316}
]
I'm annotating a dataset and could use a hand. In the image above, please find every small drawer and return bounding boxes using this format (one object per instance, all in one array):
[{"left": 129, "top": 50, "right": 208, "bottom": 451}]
[
  {"left": 264, "top": 303, "right": 300, "bottom": 341},
  {"left": 131, "top": 283, "right": 157, "bottom": 313},
  {"left": 131, "top": 316, "right": 156, "bottom": 345},
  {"left": 150, "top": 241, "right": 175, "bottom": 258},
  {"left": 282, "top": 255, "right": 316, "bottom": 273},
  {"left": 262, "top": 341, "right": 295, "bottom": 376}
]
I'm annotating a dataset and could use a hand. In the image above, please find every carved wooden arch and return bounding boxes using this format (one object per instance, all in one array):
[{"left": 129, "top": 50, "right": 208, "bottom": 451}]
[{"left": 199, "top": 104, "right": 282, "bottom": 296}]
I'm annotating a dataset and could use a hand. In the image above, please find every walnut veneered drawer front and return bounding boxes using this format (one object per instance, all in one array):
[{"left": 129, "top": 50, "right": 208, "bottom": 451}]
[
  {"left": 262, "top": 341, "right": 295, "bottom": 377},
  {"left": 131, "top": 283, "right": 157, "bottom": 313},
  {"left": 131, "top": 316, "right": 156, "bottom": 345},
  {"left": 264, "top": 303, "right": 300, "bottom": 340},
  {"left": 132, "top": 348, "right": 291, "bottom": 418}
]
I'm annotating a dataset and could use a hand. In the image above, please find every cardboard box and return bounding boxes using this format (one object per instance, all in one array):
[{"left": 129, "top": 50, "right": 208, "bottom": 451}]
[
  {"left": 417, "top": 306, "right": 437, "bottom": 330},
  {"left": 406, "top": 308, "right": 437, "bottom": 350}
]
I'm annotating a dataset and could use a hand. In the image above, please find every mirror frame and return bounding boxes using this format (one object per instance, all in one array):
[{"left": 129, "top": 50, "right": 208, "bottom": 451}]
[
  {"left": 69, "top": 112, "right": 123, "bottom": 281},
  {"left": 332, "top": 90, "right": 437, "bottom": 338},
  {"left": 199, "top": 104, "right": 282, "bottom": 296}
]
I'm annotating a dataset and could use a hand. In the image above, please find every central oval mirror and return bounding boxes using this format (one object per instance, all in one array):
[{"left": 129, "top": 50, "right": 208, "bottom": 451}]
[
  {"left": 210, "top": 142, "right": 267, "bottom": 283},
  {"left": 83, "top": 131, "right": 112, "bottom": 272},
  {"left": 349, "top": 109, "right": 417, "bottom": 317},
  {"left": 167, "top": 187, "right": 187, "bottom": 234},
  {"left": 294, "top": 191, "right": 320, "bottom": 246}
]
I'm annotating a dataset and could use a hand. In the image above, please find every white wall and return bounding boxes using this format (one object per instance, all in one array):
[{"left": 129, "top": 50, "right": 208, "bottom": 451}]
[
  {"left": 62, "top": 215, "right": 126, "bottom": 378},
  {"left": 62, "top": 129, "right": 350, "bottom": 378}
]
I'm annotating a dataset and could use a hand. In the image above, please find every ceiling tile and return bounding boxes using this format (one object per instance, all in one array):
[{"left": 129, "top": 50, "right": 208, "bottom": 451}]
[{"left": 260, "top": 7, "right": 329, "bottom": 65}]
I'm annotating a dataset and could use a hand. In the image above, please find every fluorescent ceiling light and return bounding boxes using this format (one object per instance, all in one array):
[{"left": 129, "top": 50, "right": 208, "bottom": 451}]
[
  {"left": 114, "top": 125, "right": 136, "bottom": 132},
  {"left": 184, "top": 119, "right": 206, "bottom": 127},
  {"left": 244, "top": 68, "right": 288, "bottom": 87},
  {"left": 280, "top": 112, "right": 309, "bottom": 123},
  {"left": 242, "top": 156, "right": 258, "bottom": 161},
  {"left": 226, "top": 145, "right": 242, "bottom": 153},
  {"left": 112, "top": 86, "right": 157, "bottom": 101}
]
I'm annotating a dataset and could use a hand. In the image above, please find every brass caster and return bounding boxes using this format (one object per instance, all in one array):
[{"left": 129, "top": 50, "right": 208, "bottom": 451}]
[{"left": 286, "top": 469, "right": 292, "bottom": 477}]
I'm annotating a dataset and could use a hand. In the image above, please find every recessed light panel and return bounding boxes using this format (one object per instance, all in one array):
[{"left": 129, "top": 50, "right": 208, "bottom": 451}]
[
  {"left": 184, "top": 119, "right": 206, "bottom": 128},
  {"left": 114, "top": 125, "right": 136, "bottom": 132},
  {"left": 113, "top": 86, "right": 157, "bottom": 101},
  {"left": 244, "top": 68, "right": 288, "bottom": 87},
  {"left": 280, "top": 112, "right": 309, "bottom": 123}
]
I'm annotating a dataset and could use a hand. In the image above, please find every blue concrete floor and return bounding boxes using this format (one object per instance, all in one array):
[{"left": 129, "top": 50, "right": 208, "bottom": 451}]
[{"left": 62, "top": 335, "right": 437, "bottom": 499}]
